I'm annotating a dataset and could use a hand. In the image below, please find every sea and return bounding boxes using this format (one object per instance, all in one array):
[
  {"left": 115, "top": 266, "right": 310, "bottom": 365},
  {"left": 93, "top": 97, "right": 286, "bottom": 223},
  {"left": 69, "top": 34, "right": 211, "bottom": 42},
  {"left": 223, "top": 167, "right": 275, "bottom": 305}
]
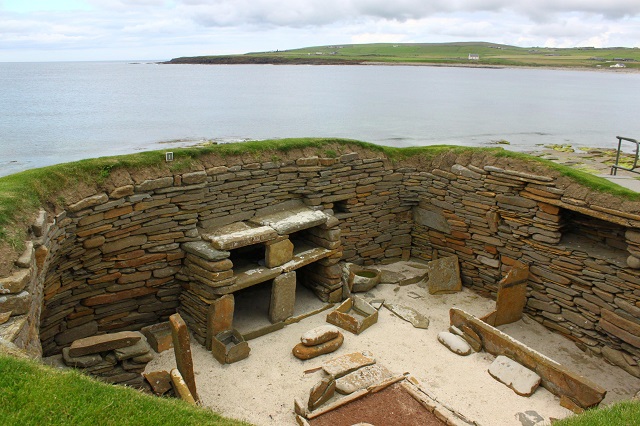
[{"left": 1, "top": 61, "right": 639, "bottom": 177}]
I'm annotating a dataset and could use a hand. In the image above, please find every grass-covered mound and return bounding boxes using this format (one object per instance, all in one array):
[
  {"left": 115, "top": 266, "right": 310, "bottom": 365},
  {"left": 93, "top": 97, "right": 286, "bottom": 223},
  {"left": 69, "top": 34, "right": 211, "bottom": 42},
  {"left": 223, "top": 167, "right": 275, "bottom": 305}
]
[{"left": 0, "top": 351, "right": 250, "bottom": 426}]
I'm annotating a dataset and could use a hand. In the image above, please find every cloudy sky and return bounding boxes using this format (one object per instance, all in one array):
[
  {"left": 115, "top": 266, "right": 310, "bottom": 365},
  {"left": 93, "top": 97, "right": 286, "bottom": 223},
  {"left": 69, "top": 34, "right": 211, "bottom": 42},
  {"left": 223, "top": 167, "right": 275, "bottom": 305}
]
[{"left": 1, "top": 0, "right": 639, "bottom": 62}]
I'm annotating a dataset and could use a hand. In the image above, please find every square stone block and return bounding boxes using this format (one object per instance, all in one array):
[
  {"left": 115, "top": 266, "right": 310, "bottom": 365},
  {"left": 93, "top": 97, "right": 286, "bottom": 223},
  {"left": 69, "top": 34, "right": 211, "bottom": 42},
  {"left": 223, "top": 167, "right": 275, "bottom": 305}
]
[
  {"left": 211, "top": 329, "right": 250, "bottom": 364},
  {"left": 265, "top": 238, "right": 294, "bottom": 268}
]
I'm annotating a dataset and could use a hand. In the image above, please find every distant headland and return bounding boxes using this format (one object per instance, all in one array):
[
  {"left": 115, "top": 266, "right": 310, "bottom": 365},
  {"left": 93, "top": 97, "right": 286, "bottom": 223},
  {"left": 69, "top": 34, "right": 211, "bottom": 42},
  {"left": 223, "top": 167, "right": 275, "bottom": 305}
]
[{"left": 164, "top": 42, "right": 640, "bottom": 71}]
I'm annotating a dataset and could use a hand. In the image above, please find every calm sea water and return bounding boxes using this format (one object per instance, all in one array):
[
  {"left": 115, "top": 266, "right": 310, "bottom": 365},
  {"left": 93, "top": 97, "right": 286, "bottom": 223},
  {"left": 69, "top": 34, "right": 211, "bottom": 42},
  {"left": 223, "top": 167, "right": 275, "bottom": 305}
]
[{"left": 1, "top": 61, "right": 639, "bottom": 176}]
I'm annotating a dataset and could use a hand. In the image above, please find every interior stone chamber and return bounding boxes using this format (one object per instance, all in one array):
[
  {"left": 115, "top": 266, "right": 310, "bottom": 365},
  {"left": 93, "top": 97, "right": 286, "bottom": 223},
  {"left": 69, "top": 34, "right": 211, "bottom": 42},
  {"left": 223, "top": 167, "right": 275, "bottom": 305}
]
[{"left": 3, "top": 146, "right": 640, "bottom": 379}]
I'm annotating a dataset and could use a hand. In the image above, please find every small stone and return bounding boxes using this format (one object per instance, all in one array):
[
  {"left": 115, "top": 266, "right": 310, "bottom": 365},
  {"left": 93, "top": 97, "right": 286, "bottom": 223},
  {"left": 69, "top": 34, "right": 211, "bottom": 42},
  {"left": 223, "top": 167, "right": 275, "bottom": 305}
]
[
  {"left": 0, "top": 311, "right": 11, "bottom": 325},
  {"left": 427, "top": 256, "right": 462, "bottom": 295},
  {"left": 437, "top": 331, "right": 472, "bottom": 356},
  {"left": 301, "top": 325, "right": 340, "bottom": 347},
  {"left": 627, "top": 256, "right": 640, "bottom": 270},
  {"left": 62, "top": 347, "right": 103, "bottom": 368},
  {"left": 384, "top": 303, "right": 429, "bottom": 329},
  {"left": 141, "top": 322, "right": 173, "bottom": 353},
  {"left": 488, "top": 355, "right": 541, "bottom": 397},
  {"left": 293, "top": 333, "right": 344, "bottom": 360},
  {"left": 144, "top": 370, "right": 173, "bottom": 395},
  {"left": 114, "top": 338, "right": 151, "bottom": 361}
]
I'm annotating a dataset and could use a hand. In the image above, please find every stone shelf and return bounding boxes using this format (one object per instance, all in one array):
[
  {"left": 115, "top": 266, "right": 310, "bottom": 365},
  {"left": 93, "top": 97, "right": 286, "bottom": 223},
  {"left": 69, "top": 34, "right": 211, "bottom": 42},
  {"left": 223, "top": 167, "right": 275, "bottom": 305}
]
[
  {"left": 281, "top": 241, "right": 333, "bottom": 273},
  {"left": 201, "top": 222, "right": 278, "bottom": 251},
  {"left": 249, "top": 203, "right": 328, "bottom": 235},
  {"left": 210, "top": 263, "right": 283, "bottom": 295}
]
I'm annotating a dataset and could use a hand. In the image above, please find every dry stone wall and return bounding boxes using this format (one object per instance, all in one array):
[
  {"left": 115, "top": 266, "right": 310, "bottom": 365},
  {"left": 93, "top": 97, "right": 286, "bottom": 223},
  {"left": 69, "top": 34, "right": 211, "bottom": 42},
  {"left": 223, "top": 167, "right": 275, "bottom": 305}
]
[{"left": 1, "top": 147, "right": 640, "bottom": 379}]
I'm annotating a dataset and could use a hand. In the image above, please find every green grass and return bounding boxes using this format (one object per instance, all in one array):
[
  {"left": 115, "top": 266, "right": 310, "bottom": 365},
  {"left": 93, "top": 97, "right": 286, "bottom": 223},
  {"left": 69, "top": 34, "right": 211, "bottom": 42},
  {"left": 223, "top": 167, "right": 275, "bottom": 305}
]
[
  {"left": 554, "top": 400, "right": 640, "bottom": 426},
  {"left": 0, "top": 352, "right": 250, "bottom": 426},
  {"left": 168, "top": 42, "right": 640, "bottom": 70}
]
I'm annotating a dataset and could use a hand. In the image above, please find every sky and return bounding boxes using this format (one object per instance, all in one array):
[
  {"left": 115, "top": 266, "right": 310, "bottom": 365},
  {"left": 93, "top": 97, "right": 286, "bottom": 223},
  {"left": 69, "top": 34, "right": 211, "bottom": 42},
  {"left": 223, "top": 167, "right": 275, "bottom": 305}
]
[{"left": 1, "top": 0, "right": 639, "bottom": 62}]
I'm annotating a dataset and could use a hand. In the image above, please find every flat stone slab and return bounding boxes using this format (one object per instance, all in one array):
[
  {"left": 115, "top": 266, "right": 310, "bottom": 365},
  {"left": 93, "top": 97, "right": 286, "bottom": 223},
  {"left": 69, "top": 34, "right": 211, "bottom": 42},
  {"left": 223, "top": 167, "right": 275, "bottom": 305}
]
[
  {"left": 322, "top": 352, "right": 376, "bottom": 379},
  {"left": 335, "top": 364, "right": 393, "bottom": 395},
  {"left": 437, "top": 331, "right": 472, "bottom": 356},
  {"left": 144, "top": 370, "right": 173, "bottom": 396},
  {"left": 427, "top": 256, "right": 462, "bottom": 295},
  {"left": 114, "top": 338, "right": 152, "bottom": 361},
  {"left": 68, "top": 331, "right": 142, "bottom": 357},
  {"left": 182, "top": 241, "right": 229, "bottom": 261},
  {"left": 488, "top": 355, "right": 541, "bottom": 397},
  {"left": 293, "top": 333, "right": 344, "bottom": 360},
  {"left": 301, "top": 325, "right": 341, "bottom": 346},
  {"left": 62, "top": 347, "right": 102, "bottom": 368},
  {"left": 251, "top": 205, "right": 328, "bottom": 235},
  {"left": 202, "top": 222, "right": 278, "bottom": 250},
  {"left": 211, "top": 264, "right": 283, "bottom": 295},
  {"left": 141, "top": 322, "right": 173, "bottom": 353},
  {"left": 384, "top": 303, "right": 429, "bottom": 329}
]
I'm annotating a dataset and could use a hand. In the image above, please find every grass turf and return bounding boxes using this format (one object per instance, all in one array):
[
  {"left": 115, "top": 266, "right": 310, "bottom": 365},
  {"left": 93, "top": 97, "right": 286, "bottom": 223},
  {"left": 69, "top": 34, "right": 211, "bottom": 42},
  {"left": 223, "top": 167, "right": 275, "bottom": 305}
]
[{"left": 0, "top": 352, "right": 250, "bottom": 426}]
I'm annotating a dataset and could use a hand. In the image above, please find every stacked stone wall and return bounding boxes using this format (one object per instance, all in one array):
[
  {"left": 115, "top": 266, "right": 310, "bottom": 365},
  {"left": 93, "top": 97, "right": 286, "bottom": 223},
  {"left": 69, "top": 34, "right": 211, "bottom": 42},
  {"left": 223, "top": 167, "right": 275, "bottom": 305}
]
[
  {"left": 2, "top": 147, "right": 640, "bottom": 378},
  {"left": 409, "top": 162, "right": 640, "bottom": 376}
]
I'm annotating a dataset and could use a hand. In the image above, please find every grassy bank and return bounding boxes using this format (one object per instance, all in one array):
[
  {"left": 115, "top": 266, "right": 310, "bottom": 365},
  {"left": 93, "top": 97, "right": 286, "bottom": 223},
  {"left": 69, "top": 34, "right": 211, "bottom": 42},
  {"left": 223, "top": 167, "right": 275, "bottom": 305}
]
[
  {"left": 2, "top": 138, "right": 639, "bottom": 250},
  {"left": 166, "top": 42, "right": 640, "bottom": 70},
  {"left": 555, "top": 399, "right": 640, "bottom": 426},
  {"left": 0, "top": 352, "right": 250, "bottom": 426}
]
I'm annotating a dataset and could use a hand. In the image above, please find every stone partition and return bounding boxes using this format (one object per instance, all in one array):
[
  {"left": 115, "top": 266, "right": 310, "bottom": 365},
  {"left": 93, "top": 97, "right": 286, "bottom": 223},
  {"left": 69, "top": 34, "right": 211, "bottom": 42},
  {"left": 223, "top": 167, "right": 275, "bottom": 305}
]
[{"left": 1, "top": 145, "right": 640, "bottom": 380}]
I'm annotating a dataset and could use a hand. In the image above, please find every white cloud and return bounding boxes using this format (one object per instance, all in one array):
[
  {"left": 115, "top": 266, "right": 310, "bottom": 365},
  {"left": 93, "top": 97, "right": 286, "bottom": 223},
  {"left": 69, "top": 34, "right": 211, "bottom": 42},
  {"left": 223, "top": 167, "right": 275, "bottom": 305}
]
[{"left": 1, "top": 0, "right": 639, "bottom": 61}]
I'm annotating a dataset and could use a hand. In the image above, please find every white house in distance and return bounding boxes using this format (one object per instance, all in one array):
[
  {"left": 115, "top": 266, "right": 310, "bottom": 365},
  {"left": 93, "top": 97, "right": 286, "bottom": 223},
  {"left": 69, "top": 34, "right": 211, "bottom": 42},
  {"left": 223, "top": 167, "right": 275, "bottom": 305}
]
[{"left": 468, "top": 54, "right": 480, "bottom": 60}]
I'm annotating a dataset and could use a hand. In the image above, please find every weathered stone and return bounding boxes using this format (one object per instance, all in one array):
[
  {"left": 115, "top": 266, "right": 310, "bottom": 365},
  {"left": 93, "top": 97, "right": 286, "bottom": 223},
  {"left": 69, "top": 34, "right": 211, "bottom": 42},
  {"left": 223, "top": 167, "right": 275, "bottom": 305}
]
[
  {"left": 495, "top": 195, "right": 537, "bottom": 209},
  {"left": 102, "top": 235, "right": 147, "bottom": 254},
  {"left": 0, "top": 311, "right": 11, "bottom": 325},
  {"left": 293, "top": 333, "right": 344, "bottom": 360},
  {"left": 601, "top": 346, "right": 640, "bottom": 378},
  {"left": 170, "top": 313, "right": 198, "bottom": 401},
  {"left": 426, "top": 256, "right": 462, "bottom": 295},
  {"left": 270, "top": 272, "right": 296, "bottom": 323},
  {"left": 301, "top": 325, "right": 340, "bottom": 347},
  {"left": 492, "top": 262, "right": 529, "bottom": 327},
  {"left": 114, "top": 338, "right": 152, "bottom": 361},
  {"left": 488, "top": 355, "right": 541, "bottom": 397},
  {"left": 67, "top": 193, "right": 108, "bottom": 212},
  {"left": 62, "top": 347, "right": 103, "bottom": 368},
  {"left": 137, "top": 177, "right": 173, "bottom": 192},
  {"left": 206, "top": 294, "right": 234, "bottom": 348},
  {"left": 0, "top": 269, "right": 31, "bottom": 294},
  {"left": 527, "top": 299, "right": 561, "bottom": 314},
  {"left": 55, "top": 320, "right": 101, "bottom": 346},
  {"left": 83, "top": 287, "right": 156, "bottom": 306},
  {"left": 265, "top": 238, "right": 294, "bottom": 268},
  {"left": 322, "top": 351, "right": 376, "bottom": 379},
  {"left": 600, "top": 309, "right": 640, "bottom": 348},
  {"left": 203, "top": 222, "right": 278, "bottom": 250},
  {"left": 110, "top": 185, "right": 134, "bottom": 199},
  {"left": 16, "top": 241, "right": 34, "bottom": 268},
  {"left": 384, "top": 303, "right": 429, "bottom": 329},
  {"left": 170, "top": 368, "right": 196, "bottom": 405},
  {"left": 413, "top": 207, "right": 451, "bottom": 233},
  {"left": 251, "top": 202, "right": 328, "bottom": 234},
  {"left": 437, "top": 331, "right": 472, "bottom": 356},
  {"left": 68, "top": 331, "right": 142, "bottom": 357},
  {"left": 181, "top": 170, "right": 207, "bottom": 185},
  {"left": 0, "top": 291, "right": 30, "bottom": 316},
  {"left": 144, "top": 370, "right": 173, "bottom": 395},
  {"left": 308, "top": 378, "right": 336, "bottom": 411},
  {"left": 628, "top": 256, "right": 640, "bottom": 270},
  {"left": 335, "top": 364, "right": 393, "bottom": 395}
]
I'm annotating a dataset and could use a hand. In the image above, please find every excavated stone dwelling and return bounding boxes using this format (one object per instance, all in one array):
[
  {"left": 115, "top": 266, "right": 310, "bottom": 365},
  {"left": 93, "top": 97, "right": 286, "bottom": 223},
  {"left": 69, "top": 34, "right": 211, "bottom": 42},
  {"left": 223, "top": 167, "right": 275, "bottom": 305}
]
[{"left": 2, "top": 144, "right": 640, "bottom": 383}]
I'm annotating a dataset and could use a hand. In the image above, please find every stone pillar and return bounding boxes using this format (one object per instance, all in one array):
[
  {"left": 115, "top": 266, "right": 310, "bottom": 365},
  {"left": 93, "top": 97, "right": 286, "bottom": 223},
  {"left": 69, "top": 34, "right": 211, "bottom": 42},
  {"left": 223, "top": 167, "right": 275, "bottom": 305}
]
[
  {"left": 206, "top": 294, "right": 234, "bottom": 350},
  {"left": 269, "top": 271, "right": 296, "bottom": 323},
  {"left": 169, "top": 313, "right": 198, "bottom": 402}
]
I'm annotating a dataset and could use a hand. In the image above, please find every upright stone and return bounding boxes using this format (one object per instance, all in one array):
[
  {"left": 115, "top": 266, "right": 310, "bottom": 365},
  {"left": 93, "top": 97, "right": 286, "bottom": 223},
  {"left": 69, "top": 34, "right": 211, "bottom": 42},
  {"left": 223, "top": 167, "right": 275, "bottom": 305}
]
[
  {"left": 492, "top": 261, "right": 529, "bottom": 327},
  {"left": 426, "top": 256, "right": 462, "bottom": 295},
  {"left": 170, "top": 313, "right": 198, "bottom": 402},
  {"left": 269, "top": 271, "right": 296, "bottom": 323},
  {"left": 206, "top": 294, "right": 234, "bottom": 349},
  {"left": 170, "top": 368, "right": 196, "bottom": 405},
  {"left": 265, "top": 238, "right": 294, "bottom": 268}
]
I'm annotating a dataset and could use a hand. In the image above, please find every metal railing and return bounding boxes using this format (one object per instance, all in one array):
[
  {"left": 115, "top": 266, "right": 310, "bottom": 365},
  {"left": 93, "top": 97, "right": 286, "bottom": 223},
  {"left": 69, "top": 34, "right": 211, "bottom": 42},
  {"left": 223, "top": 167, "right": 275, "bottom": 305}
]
[{"left": 610, "top": 136, "right": 640, "bottom": 176}]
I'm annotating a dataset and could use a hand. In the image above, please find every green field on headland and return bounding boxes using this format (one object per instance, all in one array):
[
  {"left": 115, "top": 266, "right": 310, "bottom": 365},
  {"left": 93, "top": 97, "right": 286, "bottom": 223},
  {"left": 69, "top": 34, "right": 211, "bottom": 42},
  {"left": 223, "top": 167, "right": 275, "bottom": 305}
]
[{"left": 166, "top": 42, "right": 640, "bottom": 70}]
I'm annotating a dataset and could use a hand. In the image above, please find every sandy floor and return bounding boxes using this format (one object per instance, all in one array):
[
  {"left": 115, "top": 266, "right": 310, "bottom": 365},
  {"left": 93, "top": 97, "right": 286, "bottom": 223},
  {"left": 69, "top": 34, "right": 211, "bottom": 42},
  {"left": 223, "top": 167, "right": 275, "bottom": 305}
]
[{"left": 145, "top": 269, "right": 640, "bottom": 426}]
